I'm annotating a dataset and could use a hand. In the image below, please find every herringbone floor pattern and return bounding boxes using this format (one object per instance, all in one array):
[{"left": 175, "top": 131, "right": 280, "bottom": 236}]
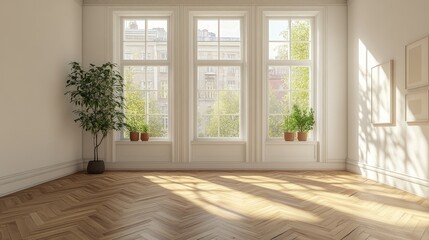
[{"left": 0, "top": 171, "right": 428, "bottom": 239}]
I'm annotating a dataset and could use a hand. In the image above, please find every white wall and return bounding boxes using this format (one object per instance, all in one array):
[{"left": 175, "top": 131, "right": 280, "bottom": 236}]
[
  {"left": 82, "top": 0, "right": 347, "bottom": 170},
  {"left": 0, "top": 0, "right": 83, "bottom": 196},
  {"left": 347, "top": 0, "right": 429, "bottom": 198}
]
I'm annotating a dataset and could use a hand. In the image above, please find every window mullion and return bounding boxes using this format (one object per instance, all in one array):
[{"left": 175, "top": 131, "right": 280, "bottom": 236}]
[
  {"left": 145, "top": 20, "right": 148, "bottom": 60},
  {"left": 195, "top": 60, "right": 242, "bottom": 66},
  {"left": 217, "top": 66, "right": 220, "bottom": 137},
  {"left": 122, "top": 60, "right": 170, "bottom": 66},
  {"left": 267, "top": 60, "right": 312, "bottom": 66},
  {"left": 218, "top": 18, "right": 221, "bottom": 61},
  {"left": 288, "top": 18, "right": 291, "bottom": 59}
]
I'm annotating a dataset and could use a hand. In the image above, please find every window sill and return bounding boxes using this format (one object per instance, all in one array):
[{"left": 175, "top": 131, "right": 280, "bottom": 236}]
[
  {"left": 265, "top": 140, "right": 318, "bottom": 145},
  {"left": 115, "top": 140, "right": 172, "bottom": 145},
  {"left": 191, "top": 140, "right": 246, "bottom": 145}
]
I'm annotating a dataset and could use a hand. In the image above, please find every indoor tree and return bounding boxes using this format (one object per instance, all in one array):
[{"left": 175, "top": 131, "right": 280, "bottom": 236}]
[{"left": 66, "top": 62, "right": 126, "bottom": 173}]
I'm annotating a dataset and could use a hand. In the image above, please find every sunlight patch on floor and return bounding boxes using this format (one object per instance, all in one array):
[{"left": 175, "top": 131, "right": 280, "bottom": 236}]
[{"left": 144, "top": 175, "right": 321, "bottom": 222}]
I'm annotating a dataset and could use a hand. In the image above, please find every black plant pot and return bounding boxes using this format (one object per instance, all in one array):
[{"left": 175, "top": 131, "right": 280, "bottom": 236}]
[{"left": 87, "top": 160, "right": 105, "bottom": 174}]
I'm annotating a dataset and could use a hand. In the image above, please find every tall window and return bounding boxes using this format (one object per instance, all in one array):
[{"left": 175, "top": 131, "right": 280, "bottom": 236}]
[
  {"left": 121, "top": 18, "right": 170, "bottom": 138},
  {"left": 194, "top": 18, "right": 243, "bottom": 139},
  {"left": 266, "top": 18, "right": 313, "bottom": 138}
]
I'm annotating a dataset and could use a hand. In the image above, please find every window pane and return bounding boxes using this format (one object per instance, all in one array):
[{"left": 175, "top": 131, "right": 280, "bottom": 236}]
[
  {"left": 195, "top": 18, "right": 242, "bottom": 139},
  {"left": 269, "top": 19, "right": 289, "bottom": 41},
  {"left": 268, "top": 115, "right": 284, "bottom": 138},
  {"left": 148, "top": 115, "right": 167, "bottom": 137},
  {"left": 122, "top": 18, "right": 170, "bottom": 139},
  {"left": 146, "top": 42, "right": 168, "bottom": 60},
  {"left": 197, "top": 94, "right": 218, "bottom": 115},
  {"left": 123, "top": 20, "right": 145, "bottom": 41},
  {"left": 219, "top": 67, "right": 240, "bottom": 90},
  {"left": 124, "top": 66, "right": 145, "bottom": 90},
  {"left": 127, "top": 114, "right": 145, "bottom": 121},
  {"left": 219, "top": 91, "right": 240, "bottom": 114},
  {"left": 220, "top": 115, "right": 239, "bottom": 137},
  {"left": 220, "top": 20, "right": 240, "bottom": 41},
  {"left": 291, "top": 42, "right": 310, "bottom": 60},
  {"left": 146, "top": 66, "right": 169, "bottom": 90},
  {"left": 148, "top": 91, "right": 162, "bottom": 114},
  {"left": 125, "top": 91, "right": 146, "bottom": 115},
  {"left": 197, "top": 66, "right": 241, "bottom": 138},
  {"left": 198, "top": 42, "right": 218, "bottom": 60},
  {"left": 268, "top": 66, "right": 290, "bottom": 91},
  {"left": 146, "top": 20, "right": 168, "bottom": 60},
  {"left": 291, "top": 91, "right": 310, "bottom": 109},
  {"left": 123, "top": 20, "right": 146, "bottom": 60},
  {"left": 290, "top": 66, "right": 310, "bottom": 112},
  {"left": 269, "top": 42, "right": 289, "bottom": 60},
  {"left": 123, "top": 42, "right": 145, "bottom": 60},
  {"left": 147, "top": 20, "right": 168, "bottom": 41},
  {"left": 198, "top": 90, "right": 218, "bottom": 101},
  {"left": 198, "top": 116, "right": 218, "bottom": 137},
  {"left": 198, "top": 20, "right": 218, "bottom": 41},
  {"left": 198, "top": 66, "right": 218, "bottom": 90},
  {"left": 268, "top": 91, "right": 288, "bottom": 115},
  {"left": 266, "top": 18, "right": 313, "bottom": 139},
  {"left": 291, "top": 66, "right": 310, "bottom": 90},
  {"left": 291, "top": 20, "right": 311, "bottom": 41},
  {"left": 220, "top": 42, "right": 241, "bottom": 60},
  {"left": 160, "top": 80, "right": 168, "bottom": 99},
  {"left": 124, "top": 66, "right": 169, "bottom": 138}
]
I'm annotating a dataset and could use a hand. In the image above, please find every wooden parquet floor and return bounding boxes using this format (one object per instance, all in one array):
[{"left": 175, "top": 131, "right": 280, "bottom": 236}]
[{"left": 0, "top": 171, "right": 429, "bottom": 240}]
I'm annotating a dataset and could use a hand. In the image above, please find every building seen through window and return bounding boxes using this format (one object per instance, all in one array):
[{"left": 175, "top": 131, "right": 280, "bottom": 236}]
[
  {"left": 195, "top": 19, "right": 242, "bottom": 138},
  {"left": 122, "top": 19, "right": 169, "bottom": 138}
]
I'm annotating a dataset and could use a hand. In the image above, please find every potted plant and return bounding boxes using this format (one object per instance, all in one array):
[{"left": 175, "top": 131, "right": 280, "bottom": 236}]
[
  {"left": 127, "top": 125, "right": 140, "bottom": 142},
  {"left": 291, "top": 105, "right": 315, "bottom": 141},
  {"left": 140, "top": 123, "right": 150, "bottom": 141},
  {"left": 283, "top": 113, "right": 296, "bottom": 141},
  {"left": 127, "top": 117, "right": 140, "bottom": 142},
  {"left": 66, "top": 62, "right": 126, "bottom": 174}
]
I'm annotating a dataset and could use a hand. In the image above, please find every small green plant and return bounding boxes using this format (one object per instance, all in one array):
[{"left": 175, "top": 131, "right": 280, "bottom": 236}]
[
  {"left": 283, "top": 113, "right": 297, "bottom": 132},
  {"left": 291, "top": 105, "right": 315, "bottom": 133},
  {"left": 138, "top": 122, "right": 149, "bottom": 133},
  {"left": 126, "top": 117, "right": 148, "bottom": 133},
  {"left": 126, "top": 119, "right": 139, "bottom": 133}
]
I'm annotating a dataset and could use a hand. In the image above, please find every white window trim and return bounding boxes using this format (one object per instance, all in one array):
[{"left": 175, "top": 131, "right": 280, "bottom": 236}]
[
  {"left": 262, "top": 10, "right": 319, "bottom": 142},
  {"left": 112, "top": 9, "right": 175, "bottom": 142},
  {"left": 189, "top": 11, "right": 248, "bottom": 141},
  {"left": 106, "top": 6, "right": 328, "bottom": 164},
  {"left": 256, "top": 7, "right": 327, "bottom": 164}
]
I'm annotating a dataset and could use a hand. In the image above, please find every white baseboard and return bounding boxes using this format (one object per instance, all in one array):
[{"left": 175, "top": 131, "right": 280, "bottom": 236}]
[
  {"left": 346, "top": 159, "right": 429, "bottom": 198},
  {"left": 0, "top": 160, "right": 83, "bottom": 197},
  {"left": 104, "top": 161, "right": 346, "bottom": 171}
]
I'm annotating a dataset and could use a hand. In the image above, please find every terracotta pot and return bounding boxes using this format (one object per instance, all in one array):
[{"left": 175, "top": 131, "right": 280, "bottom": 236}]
[
  {"left": 87, "top": 160, "right": 105, "bottom": 174},
  {"left": 141, "top": 132, "right": 150, "bottom": 141},
  {"left": 297, "top": 132, "right": 308, "bottom": 141},
  {"left": 284, "top": 132, "right": 295, "bottom": 141},
  {"left": 130, "top": 132, "right": 139, "bottom": 141}
]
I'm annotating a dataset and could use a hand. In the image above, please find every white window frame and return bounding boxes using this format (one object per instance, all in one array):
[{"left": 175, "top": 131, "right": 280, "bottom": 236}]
[
  {"left": 115, "top": 11, "right": 174, "bottom": 141},
  {"left": 263, "top": 12, "right": 316, "bottom": 141},
  {"left": 190, "top": 12, "right": 247, "bottom": 141}
]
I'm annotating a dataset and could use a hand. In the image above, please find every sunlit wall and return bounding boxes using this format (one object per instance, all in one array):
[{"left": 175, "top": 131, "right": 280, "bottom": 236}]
[{"left": 347, "top": 0, "right": 429, "bottom": 197}]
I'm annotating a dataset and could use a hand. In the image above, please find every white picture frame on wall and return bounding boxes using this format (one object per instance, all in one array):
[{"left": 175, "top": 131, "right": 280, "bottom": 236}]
[
  {"left": 371, "top": 60, "right": 394, "bottom": 125},
  {"left": 406, "top": 36, "right": 429, "bottom": 89},
  {"left": 406, "top": 89, "right": 429, "bottom": 123}
]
